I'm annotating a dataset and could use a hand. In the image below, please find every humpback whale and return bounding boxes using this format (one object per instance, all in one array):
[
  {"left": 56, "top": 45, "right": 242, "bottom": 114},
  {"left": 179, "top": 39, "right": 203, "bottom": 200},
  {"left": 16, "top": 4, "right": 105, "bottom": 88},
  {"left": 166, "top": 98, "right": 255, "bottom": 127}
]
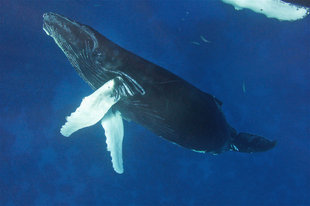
[
  {"left": 222, "top": 0, "right": 309, "bottom": 21},
  {"left": 43, "top": 12, "right": 276, "bottom": 174}
]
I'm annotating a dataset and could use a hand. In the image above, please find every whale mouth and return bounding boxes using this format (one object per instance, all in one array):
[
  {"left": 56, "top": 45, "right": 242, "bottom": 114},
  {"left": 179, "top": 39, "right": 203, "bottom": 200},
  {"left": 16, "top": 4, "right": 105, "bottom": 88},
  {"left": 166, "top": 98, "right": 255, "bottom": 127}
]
[
  {"left": 43, "top": 12, "right": 75, "bottom": 38},
  {"left": 43, "top": 13, "right": 59, "bottom": 36}
]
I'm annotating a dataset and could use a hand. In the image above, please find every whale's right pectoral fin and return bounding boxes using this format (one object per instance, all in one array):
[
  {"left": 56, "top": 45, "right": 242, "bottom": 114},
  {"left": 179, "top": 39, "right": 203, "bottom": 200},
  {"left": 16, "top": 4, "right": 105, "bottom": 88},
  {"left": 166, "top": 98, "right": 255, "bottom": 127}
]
[
  {"left": 60, "top": 77, "right": 131, "bottom": 137},
  {"left": 101, "top": 110, "right": 124, "bottom": 174}
]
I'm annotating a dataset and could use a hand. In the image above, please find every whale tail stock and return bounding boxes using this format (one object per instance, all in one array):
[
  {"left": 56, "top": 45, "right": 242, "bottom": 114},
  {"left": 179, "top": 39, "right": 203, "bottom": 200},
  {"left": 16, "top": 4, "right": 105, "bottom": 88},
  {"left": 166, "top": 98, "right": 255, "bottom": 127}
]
[{"left": 230, "top": 130, "right": 276, "bottom": 153}]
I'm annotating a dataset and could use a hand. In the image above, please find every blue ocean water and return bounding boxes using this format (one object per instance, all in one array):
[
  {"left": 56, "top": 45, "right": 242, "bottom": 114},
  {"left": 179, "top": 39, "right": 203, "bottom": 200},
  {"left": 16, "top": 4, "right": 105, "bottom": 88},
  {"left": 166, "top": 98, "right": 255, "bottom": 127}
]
[{"left": 1, "top": 0, "right": 310, "bottom": 205}]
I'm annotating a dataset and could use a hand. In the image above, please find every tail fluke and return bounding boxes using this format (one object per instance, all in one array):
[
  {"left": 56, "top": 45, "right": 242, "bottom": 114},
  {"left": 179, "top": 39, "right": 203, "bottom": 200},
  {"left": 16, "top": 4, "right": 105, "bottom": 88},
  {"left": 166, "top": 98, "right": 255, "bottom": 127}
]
[{"left": 231, "top": 132, "right": 276, "bottom": 153}]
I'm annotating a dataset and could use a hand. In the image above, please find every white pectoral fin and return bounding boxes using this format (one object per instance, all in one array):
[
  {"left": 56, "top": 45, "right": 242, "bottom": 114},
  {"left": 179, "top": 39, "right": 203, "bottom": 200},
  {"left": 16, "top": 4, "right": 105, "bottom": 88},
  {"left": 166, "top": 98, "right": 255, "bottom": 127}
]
[
  {"left": 101, "top": 110, "right": 124, "bottom": 174},
  {"left": 60, "top": 78, "right": 121, "bottom": 137}
]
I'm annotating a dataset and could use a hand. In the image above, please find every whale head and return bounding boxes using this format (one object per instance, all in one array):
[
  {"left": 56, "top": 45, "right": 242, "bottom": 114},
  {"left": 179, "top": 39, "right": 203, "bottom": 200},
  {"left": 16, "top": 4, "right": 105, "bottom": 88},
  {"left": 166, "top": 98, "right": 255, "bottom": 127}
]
[
  {"left": 43, "top": 12, "right": 145, "bottom": 94},
  {"left": 43, "top": 12, "right": 99, "bottom": 55},
  {"left": 43, "top": 12, "right": 115, "bottom": 89}
]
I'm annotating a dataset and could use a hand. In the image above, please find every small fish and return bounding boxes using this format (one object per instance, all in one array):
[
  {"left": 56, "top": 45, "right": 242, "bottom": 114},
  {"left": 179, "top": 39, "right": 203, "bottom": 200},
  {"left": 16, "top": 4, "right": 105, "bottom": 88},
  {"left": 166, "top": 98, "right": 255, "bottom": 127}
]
[
  {"left": 242, "top": 81, "right": 246, "bottom": 93},
  {"left": 191, "top": 41, "right": 201, "bottom": 46},
  {"left": 200, "top": 35, "right": 211, "bottom": 43}
]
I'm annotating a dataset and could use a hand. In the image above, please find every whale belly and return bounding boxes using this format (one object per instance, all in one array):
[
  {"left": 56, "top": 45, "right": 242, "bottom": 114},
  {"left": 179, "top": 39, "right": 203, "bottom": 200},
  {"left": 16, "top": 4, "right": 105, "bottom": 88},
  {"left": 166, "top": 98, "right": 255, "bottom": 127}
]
[{"left": 115, "top": 79, "right": 232, "bottom": 153}]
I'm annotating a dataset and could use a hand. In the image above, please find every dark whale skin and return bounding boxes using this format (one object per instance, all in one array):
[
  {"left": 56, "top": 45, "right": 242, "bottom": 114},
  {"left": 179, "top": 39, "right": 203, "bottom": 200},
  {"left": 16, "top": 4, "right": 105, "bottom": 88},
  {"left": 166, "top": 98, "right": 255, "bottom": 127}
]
[
  {"left": 43, "top": 12, "right": 276, "bottom": 154},
  {"left": 282, "top": 0, "right": 310, "bottom": 7}
]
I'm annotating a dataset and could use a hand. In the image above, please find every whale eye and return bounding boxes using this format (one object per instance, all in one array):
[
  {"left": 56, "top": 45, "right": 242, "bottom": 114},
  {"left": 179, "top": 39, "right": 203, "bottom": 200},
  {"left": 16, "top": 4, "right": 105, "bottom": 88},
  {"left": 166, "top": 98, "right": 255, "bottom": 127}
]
[
  {"left": 94, "top": 50, "right": 105, "bottom": 58},
  {"left": 93, "top": 50, "right": 106, "bottom": 65}
]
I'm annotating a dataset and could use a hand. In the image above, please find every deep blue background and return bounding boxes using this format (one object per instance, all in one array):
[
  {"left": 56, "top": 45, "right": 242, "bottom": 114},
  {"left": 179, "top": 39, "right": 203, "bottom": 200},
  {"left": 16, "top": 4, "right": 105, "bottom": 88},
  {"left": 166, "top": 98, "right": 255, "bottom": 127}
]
[{"left": 1, "top": 0, "right": 310, "bottom": 205}]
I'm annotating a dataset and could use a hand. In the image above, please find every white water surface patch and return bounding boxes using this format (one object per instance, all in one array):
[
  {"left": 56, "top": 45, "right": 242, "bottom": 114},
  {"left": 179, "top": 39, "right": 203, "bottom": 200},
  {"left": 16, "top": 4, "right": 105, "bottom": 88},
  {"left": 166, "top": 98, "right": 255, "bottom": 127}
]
[
  {"left": 101, "top": 110, "right": 124, "bottom": 174},
  {"left": 60, "top": 78, "right": 120, "bottom": 137},
  {"left": 222, "top": 0, "right": 309, "bottom": 21}
]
